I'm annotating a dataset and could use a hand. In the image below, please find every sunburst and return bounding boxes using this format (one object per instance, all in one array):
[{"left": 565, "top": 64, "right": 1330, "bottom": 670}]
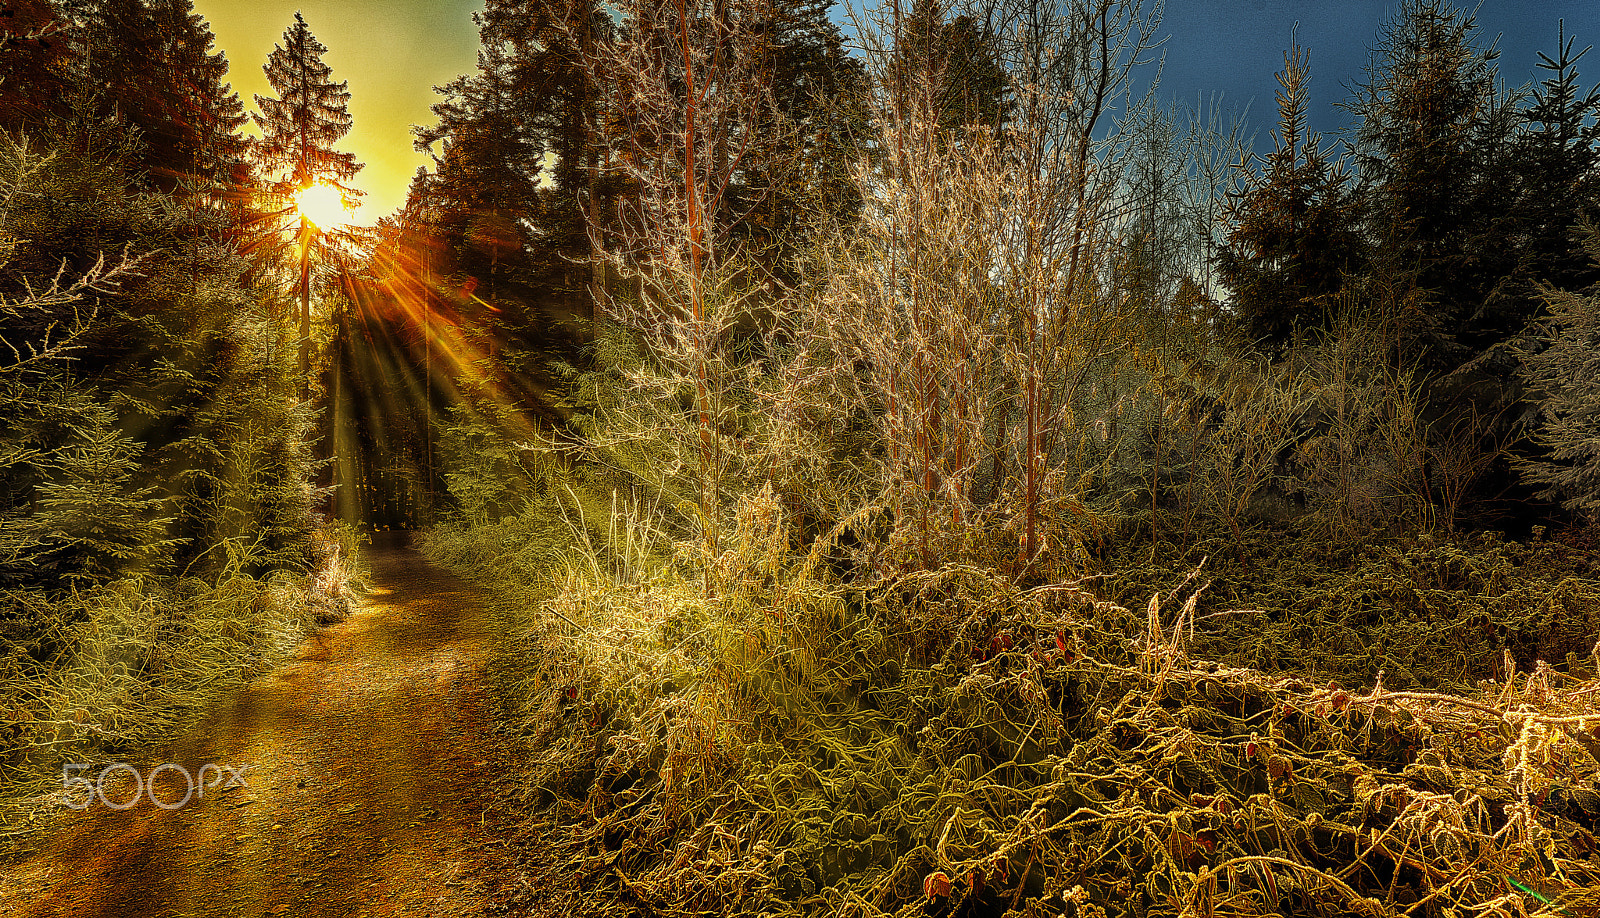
[{"left": 293, "top": 180, "right": 353, "bottom": 229}]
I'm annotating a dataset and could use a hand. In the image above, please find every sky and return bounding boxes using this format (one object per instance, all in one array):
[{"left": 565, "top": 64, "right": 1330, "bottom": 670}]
[
  {"left": 1154, "top": 0, "right": 1599, "bottom": 142},
  {"left": 192, "top": 1, "right": 1599, "bottom": 225},
  {"left": 193, "top": 0, "right": 486, "bottom": 224}
]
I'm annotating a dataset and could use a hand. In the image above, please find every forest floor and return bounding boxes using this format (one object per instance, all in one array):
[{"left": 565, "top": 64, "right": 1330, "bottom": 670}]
[{"left": 0, "top": 535, "right": 539, "bottom": 917}]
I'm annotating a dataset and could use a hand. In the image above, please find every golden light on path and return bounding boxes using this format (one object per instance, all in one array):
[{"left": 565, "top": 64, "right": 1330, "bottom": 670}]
[{"left": 293, "top": 181, "right": 353, "bottom": 229}]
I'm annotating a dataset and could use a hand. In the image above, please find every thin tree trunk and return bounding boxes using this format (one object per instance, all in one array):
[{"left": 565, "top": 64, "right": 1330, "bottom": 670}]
[{"left": 299, "top": 217, "right": 312, "bottom": 402}]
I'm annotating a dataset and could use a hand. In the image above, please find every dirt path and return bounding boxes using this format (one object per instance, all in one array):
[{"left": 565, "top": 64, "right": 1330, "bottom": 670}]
[{"left": 0, "top": 537, "right": 526, "bottom": 917}]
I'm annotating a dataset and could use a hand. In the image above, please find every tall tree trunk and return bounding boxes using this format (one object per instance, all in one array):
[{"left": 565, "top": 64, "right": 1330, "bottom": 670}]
[{"left": 299, "top": 216, "right": 312, "bottom": 401}]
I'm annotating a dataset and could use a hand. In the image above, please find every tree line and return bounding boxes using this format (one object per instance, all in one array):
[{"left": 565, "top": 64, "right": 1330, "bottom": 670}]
[
  {"left": 2, "top": 0, "right": 1597, "bottom": 594},
  {"left": 1, "top": 0, "right": 363, "bottom": 602},
  {"left": 395, "top": 0, "right": 1599, "bottom": 580}
]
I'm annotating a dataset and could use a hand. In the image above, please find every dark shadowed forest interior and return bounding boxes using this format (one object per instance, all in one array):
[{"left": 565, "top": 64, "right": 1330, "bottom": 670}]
[{"left": 3, "top": 0, "right": 1600, "bottom": 915}]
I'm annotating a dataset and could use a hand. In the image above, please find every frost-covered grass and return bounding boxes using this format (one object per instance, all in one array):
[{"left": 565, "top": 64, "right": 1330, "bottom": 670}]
[{"left": 425, "top": 492, "right": 1600, "bottom": 917}]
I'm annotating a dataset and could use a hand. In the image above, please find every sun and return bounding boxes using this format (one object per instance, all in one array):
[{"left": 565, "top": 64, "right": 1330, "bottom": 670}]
[{"left": 293, "top": 181, "right": 353, "bottom": 229}]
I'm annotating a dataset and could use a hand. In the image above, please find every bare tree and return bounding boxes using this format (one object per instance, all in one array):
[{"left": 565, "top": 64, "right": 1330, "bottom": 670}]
[{"left": 818, "top": 0, "right": 1165, "bottom": 574}]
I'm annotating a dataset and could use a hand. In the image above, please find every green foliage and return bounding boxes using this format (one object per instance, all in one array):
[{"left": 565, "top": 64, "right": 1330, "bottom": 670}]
[
  {"left": 727, "top": 0, "right": 870, "bottom": 277},
  {"left": 1, "top": 127, "right": 320, "bottom": 582},
  {"left": 435, "top": 392, "right": 549, "bottom": 527},
  {"left": 409, "top": 5, "right": 1600, "bottom": 912},
  {"left": 21, "top": 399, "right": 177, "bottom": 584},
  {"left": 0, "top": 550, "right": 344, "bottom": 847},
  {"left": 890, "top": 0, "right": 1009, "bottom": 132}
]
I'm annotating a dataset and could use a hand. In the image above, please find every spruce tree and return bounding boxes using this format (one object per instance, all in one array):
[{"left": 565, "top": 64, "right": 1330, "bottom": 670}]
[
  {"left": 251, "top": 11, "right": 362, "bottom": 398},
  {"left": 415, "top": 27, "right": 543, "bottom": 293},
  {"left": 891, "top": 0, "right": 1008, "bottom": 133},
  {"left": 0, "top": 128, "right": 316, "bottom": 593},
  {"left": 1217, "top": 43, "right": 1364, "bottom": 354},
  {"left": 1517, "top": 223, "right": 1600, "bottom": 521},
  {"left": 1514, "top": 21, "right": 1600, "bottom": 297},
  {"left": 0, "top": 0, "right": 73, "bottom": 131},
  {"left": 56, "top": 0, "right": 249, "bottom": 192},
  {"left": 725, "top": 0, "right": 867, "bottom": 277},
  {"left": 1346, "top": 0, "right": 1518, "bottom": 367}
]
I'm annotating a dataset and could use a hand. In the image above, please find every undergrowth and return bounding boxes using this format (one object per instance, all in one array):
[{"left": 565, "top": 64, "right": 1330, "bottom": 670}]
[
  {"left": 1097, "top": 522, "right": 1600, "bottom": 693},
  {"left": 424, "top": 494, "right": 1600, "bottom": 918}
]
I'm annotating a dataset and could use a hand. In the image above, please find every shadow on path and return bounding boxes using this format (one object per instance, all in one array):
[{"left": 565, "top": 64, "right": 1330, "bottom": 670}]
[{"left": 0, "top": 535, "right": 520, "bottom": 917}]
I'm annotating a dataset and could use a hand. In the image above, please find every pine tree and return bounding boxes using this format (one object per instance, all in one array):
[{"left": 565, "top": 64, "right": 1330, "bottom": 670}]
[
  {"left": 724, "top": 0, "right": 867, "bottom": 277},
  {"left": 72, "top": 0, "right": 248, "bottom": 191},
  {"left": 415, "top": 21, "right": 544, "bottom": 292},
  {"left": 1217, "top": 43, "right": 1364, "bottom": 353},
  {"left": 0, "top": 129, "right": 317, "bottom": 592},
  {"left": 0, "top": 0, "right": 74, "bottom": 132},
  {"left": 891, "top": 0, "right": 1008, "bottom": 133},
  {"left": 149, "top": 0, "right": 250, "bottom": 190},
  {"left": 498, "top": 0, "right": 612, "bottom": 317},
  {"left": 251, "top": 11, "right": 362, "bottom": 398}
]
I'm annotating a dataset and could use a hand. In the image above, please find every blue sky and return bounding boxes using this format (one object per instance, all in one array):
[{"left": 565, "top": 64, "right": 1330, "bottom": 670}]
[
  {"left": 194, "top": 0, "right": 1599, "bottom": 221},
  {"left": 1150, "top": 0, "right": 1598, "bottom": 143}
]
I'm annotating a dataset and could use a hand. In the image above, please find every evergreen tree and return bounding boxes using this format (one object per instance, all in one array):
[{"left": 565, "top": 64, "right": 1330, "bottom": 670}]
[
  {"left": 1217, "top": 44, "right": 1364, "bottom": 353},
  {"left": 253, "top": 13, "right": 359, "bottom": 192},
  {"left": 0, "top": 0, "right": 74, "bottom": 132},
  {"left": 251, "top": 11, "right": 362, "bottom": 397},
  {"left": 1513, "top": 21, "right": 1600, "bottom": 297},
  {"left": 0, "top": 130, "right": 316, "bottom": 593},
  {"left": 415, "top": 14, "right": 545, "bottom": 292},
  {"left": 1517, "top": 223, "right": 1600, "bottom": 521},
  {"left": 891, "top": 0, "right": 1009, "bottom": 133},
  {"left": 504, "top": 0, "right": 614, "bottom": 316},
  {"left": 68, "top": 0, "right": 249, "bottom": 191},
  {"left": 1345, "top": 0, "right": 1519, "bottom": 366},
  {"left": 724, "top": 0, "right": 867, "bottom": 277}
]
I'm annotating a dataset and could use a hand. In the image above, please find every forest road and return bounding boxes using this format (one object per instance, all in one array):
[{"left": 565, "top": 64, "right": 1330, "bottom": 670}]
[{"left": 0, "top": 536, "right": 529, "bottom": 917}]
